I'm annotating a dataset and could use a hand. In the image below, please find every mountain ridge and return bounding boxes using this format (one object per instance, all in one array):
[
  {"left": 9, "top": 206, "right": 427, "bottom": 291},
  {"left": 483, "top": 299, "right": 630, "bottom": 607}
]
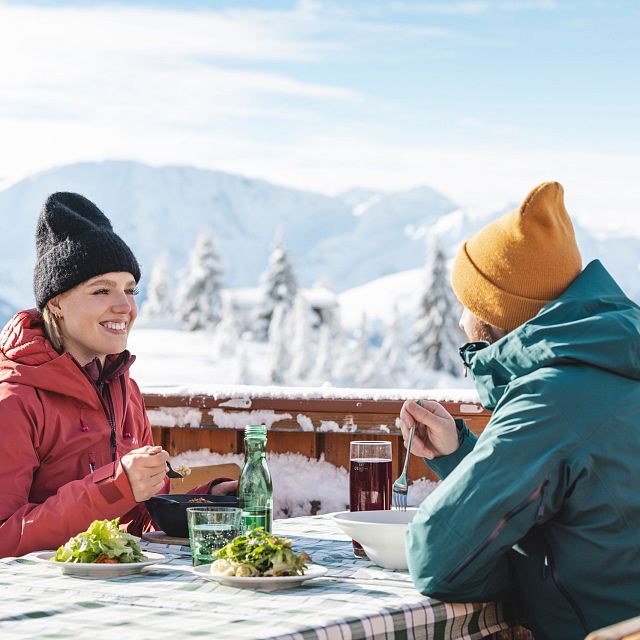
[{"left": 0, "top": 160, "right": 638, "bottom": 326}]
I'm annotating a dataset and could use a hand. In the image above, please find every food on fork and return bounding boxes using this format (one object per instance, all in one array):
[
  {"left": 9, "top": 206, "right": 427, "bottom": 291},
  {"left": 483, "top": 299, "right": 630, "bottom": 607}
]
[
  {"left": 53, "top": 518, "right": 145, "bottom": 564},
  {"left": 175, "top": 464, "right": 192, "bottom": 477},
  {"left": 211, "top": 528, "right": 310, "bottom": 577}
]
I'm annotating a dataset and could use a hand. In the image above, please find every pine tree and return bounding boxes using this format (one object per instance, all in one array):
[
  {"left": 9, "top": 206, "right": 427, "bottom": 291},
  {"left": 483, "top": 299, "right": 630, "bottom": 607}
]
[
  {"left": 258, "top": 232, "right": 298, "bottom": 338},
  {"left": 288, "top": 292, "right": 315, "bottom": 382},
  {"left": 268, "top": 303, "right": 291, "bottom": 384},
  {"left": 309, "top": 323, "right": 332, "bottom": 384},
  {"left": 139, "top": 254, "right": 173, "bottom": 321},
  {"left": 234, "top": 345, "right": 250, "bottom": 385},
  {"left": 376, "top": 304, "right": 407, "bottom": 385},
  {"left": 411, "top": 235, "right": 464, "bottom": 376},
  {"left": 177, "top": 230, "right": 224, "bottom": 331},
  {"left": 333, "top": 313, "right": 371, "bottom": 386},
  {"left": 212, "top": 298, "right": 241, "bottom": 359}
]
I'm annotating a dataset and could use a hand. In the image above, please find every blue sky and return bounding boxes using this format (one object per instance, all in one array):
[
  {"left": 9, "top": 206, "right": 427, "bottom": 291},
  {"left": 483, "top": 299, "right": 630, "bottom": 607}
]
[{"left": 1, "top": 0, "right": 638, "bottom": 230}]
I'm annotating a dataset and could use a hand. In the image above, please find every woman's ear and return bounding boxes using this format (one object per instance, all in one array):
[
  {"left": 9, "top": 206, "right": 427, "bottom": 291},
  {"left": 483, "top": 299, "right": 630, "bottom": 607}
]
[{"left": 46, "top": 296, "right": 63, "bottom": 320}]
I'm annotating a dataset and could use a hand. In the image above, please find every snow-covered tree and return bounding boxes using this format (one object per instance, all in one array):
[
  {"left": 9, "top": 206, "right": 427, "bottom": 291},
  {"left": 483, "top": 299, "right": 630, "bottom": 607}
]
[
  {"left": 333, "top": 313, "right": 372, "bottom": 386},
  {"left": 288, "top": 293, "right": 315, "bottom": 381},
  {"left": 309, "top": 323, "right": 332, "bottom": 384},
  {"left": 268, "top": 303, "right": 291, "bottom": 384},
  {"left": 139, "top": 254, "right": 173, "bottom": 322},
  {"left": 177, "top": 230, "right": 224, "bottom": 331},
  {"left": 411, "top": 235, "right": 464, "bottom": 376},
  {"left": 211, "top": 298, "right": 241, "bottom": 359},
  {"left": 376, "top": 304, "right": 407, "bottom": 384},
  {"left": 233, "top": 345, "right": 250, "bottom": 385},
  {"left": 258, "top": 232, "right": 298, "bottom": 338}
]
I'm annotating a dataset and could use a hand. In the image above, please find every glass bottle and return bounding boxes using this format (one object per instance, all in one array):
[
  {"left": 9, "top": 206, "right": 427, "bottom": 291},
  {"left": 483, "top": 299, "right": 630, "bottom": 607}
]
[{"left": 238, "top": 424, "right": 273, "bottom": 533}]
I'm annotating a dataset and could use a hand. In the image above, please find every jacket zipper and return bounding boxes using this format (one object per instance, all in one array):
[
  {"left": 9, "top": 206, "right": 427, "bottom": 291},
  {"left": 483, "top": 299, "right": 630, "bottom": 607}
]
[
  {"left": 445, "top": 480, "right": 549, "bottom": 583},
  {"left": 104, "top": 384, "right": 117, "bottom": 462},
  {"left": 544, "top": 541, "right": 589, "bottom": 634}
]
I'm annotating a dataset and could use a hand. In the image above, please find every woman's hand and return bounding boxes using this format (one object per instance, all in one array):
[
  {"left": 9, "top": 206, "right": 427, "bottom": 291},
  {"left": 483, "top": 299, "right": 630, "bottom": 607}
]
[
  {"left": 209, "top": 480, "right": 239, "bottom": 496},
  {"left": 121, "top": 445, "right": 169, "bottom": 502},
  {"left": 398, "top": 400, "right": 459, "bottom": 460}
]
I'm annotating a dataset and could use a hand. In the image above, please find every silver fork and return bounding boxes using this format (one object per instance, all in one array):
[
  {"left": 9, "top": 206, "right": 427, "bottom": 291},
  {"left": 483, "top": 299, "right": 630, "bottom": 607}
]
[{"left": 392, "top": 420, "right": 416, "bottom": 511}]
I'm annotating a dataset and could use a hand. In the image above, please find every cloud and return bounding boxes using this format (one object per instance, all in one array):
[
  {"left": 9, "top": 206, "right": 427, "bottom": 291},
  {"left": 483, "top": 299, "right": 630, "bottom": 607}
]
[{"left": 389, "top": 0, "right": 556, "bottom": 15}]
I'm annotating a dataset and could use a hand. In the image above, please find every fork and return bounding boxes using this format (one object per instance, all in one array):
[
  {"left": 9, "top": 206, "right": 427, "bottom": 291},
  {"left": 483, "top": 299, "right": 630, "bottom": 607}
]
[
  {"left": 165, "top": 460, "right": 184, "bottom": 479},
  {"left": 392, "top": 402, "right": 419, "bottom": 510}
]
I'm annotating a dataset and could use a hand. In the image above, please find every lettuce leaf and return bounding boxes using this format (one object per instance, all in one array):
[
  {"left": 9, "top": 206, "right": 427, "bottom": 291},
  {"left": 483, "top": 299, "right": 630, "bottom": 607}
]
[
  {"left": 213, "top": 527, "right": 309, "bottom": 577},
  {"left": 53, "top": 518, "right": 144, "bottom": 564}
]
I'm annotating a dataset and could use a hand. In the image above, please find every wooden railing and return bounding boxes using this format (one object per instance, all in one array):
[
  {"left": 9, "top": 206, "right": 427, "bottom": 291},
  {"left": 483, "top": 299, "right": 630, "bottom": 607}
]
[{"left": 143, "top": 386, "right": 491, "bottom": 483}]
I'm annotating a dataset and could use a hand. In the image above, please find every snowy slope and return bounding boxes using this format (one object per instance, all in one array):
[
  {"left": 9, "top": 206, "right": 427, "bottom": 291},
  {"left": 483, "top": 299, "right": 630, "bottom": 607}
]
[
  {"left": 308, "top": 186, "right": 458, "bottom": 289},
  {"left": 337, "top": 209, "right": 640, "bottom": 330}
]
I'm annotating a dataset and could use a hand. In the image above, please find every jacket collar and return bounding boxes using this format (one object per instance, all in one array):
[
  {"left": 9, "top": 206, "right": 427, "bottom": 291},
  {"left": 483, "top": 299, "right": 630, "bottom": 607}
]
[{"left": 459, "top": 260, "right": 640, "bottom": 410}]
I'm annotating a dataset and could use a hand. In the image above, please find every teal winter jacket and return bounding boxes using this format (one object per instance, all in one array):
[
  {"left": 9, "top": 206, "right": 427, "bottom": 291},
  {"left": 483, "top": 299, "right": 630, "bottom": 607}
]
[{"left": 406, "top": 260, "right": 640, "bottom": 640}]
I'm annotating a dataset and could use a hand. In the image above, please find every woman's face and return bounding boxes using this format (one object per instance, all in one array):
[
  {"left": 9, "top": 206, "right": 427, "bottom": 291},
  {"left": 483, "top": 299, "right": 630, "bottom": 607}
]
[{"left": 50, "top": 272, "right": 138, "bottom": 366}]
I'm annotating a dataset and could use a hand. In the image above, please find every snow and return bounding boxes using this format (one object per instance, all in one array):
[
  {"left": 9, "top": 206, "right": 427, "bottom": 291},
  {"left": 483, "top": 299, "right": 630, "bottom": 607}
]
[
  {"left": 296, "top": 414, "right": 315, "bottom": 432},
  {"left": 146, "top": 407, "right": 202, "bottom": 428},
  {"left": 170, "top": 448, "right": 439, "bottom": 518},
  {"left": 139, "top": 377, "right": 480, "bottom": 404},
  {"left": 209, "top": 409, "right": 293, "bottom": 430}
]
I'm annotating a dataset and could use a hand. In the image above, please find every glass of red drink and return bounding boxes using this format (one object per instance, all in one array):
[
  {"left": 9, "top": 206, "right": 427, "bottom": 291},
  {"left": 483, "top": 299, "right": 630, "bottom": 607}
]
[{"left": 349, "top": 440, "right": 392, "bottom": 557}]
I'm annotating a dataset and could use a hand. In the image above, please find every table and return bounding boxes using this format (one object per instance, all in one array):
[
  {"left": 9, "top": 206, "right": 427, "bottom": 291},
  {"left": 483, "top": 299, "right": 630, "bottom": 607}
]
[{"left": 0, "top": 514, "right": 514, "bottom": 639}]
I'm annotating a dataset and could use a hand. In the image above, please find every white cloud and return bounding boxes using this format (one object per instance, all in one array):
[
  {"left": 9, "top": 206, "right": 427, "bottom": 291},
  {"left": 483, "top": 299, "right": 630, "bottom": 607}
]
[{"left": 0, "top": 1, "right": 637, "bottom": 238}]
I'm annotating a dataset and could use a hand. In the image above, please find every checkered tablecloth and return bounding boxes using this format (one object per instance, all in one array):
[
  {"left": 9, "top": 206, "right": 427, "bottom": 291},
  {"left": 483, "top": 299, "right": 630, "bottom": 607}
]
[{"left": 0, "top": 514, "right": 513, "bottom": 639}]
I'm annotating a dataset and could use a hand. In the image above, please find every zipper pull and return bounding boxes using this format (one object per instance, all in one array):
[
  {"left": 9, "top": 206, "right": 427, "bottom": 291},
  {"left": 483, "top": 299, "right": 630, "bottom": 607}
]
[
  {"left": 463, "top": 363, "right": 468, "bottom": 378},
  {"left": 542, "top": 552, "right": 550, "bottom": 579},
  {"left": 536, "top": 480, "right": 549, "bottom": 521}
]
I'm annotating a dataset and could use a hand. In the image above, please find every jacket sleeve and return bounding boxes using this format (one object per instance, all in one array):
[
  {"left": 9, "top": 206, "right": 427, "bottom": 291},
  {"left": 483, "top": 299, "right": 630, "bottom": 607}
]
[
  {"left": 406, "top": 377, "right": 570, "bottom": 602},
  {"left": 425, "top": 419, "right": 478, "bottom": 479},
  {"left": 118, "top": 383, "right": 219, "bottom": 536},
  {"left": 0, "top": 391, "right": 139, "bottom": 558}
]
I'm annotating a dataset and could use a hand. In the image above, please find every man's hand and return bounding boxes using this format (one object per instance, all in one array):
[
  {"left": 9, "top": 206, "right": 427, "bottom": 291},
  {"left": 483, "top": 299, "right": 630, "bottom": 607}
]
[
  {"left": 398, "top": 400, "right": 459, "bottom": 460},
  {"left": 209, "top": 480, "right": 239, "bottom": 496},
  {"left": 121, "top": 445, "right": 169, "bottom": 502}
]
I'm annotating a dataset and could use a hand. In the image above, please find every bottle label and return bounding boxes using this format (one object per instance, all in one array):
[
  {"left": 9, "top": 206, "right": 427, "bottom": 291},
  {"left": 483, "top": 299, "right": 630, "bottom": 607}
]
[{"left": 242, "top": 506, "right": 273, "bottom": 533}]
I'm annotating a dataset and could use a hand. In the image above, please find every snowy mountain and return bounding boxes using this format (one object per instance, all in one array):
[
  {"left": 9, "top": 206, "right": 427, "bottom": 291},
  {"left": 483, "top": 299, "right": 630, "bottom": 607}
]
[
  {"left": 0, "top": 161, "right": 455, "bottom": 309},
  {"left": 338, "top": 210, "right": 640, "bottom": 331},
  {"left": 0, "top": 160, "right": 638, "bottom": 314}
]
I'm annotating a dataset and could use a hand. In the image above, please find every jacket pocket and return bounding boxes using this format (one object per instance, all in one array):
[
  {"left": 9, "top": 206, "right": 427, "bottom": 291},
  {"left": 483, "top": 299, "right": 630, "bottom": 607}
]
[
  {"left": 445, "top": 480, "right": 549, "bottom": 583},
  {"left": 543, "top": 540, "right": 589, "bottom": 635}
]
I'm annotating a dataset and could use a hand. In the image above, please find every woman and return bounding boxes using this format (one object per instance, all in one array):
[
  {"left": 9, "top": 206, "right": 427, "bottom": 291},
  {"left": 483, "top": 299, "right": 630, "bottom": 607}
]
[{"left": 0, "top": 192, "right": 236, "bottom": 557}]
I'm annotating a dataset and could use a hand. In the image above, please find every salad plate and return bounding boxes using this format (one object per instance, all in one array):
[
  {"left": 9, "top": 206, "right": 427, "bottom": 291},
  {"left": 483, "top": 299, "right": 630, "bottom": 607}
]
[
  {"left": 34, "top": 551, "right": 166, "bottom": 579},
  {"left": 192, "top": 563, "right": 327, "bottom": 590}
]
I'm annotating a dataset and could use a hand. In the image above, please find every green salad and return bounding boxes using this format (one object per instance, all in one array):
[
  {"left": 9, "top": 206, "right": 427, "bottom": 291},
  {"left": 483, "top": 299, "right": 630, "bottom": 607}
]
[
  {"left": 212, "top": 528, "right": 310, "bottom": 577},
  {"left": 54, "top": 518, "right": 145, "bottom": 564}
]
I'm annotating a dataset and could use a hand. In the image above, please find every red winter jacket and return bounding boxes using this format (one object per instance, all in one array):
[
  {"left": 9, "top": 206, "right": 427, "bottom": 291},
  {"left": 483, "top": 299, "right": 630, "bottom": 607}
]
[{"left": 0, "top": 309, "right": 207, "bottom": 557}]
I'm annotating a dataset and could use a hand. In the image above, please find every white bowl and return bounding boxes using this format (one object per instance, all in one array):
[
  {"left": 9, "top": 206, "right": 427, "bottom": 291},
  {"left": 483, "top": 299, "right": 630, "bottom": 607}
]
[{"left": 332, "top": 509, "right": 417, "bottom": 570}]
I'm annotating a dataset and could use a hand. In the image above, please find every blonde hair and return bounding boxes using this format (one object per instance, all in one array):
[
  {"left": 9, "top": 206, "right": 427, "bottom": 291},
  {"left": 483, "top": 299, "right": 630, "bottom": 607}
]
[{"left": 42, "top": 305, "right": 64, "bottom": 354}]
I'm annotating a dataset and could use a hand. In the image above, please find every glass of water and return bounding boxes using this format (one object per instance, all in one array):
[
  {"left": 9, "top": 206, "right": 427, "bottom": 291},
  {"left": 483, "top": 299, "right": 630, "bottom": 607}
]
[{"left": 186, "top": 506, "right": 243, "bottom": 566}]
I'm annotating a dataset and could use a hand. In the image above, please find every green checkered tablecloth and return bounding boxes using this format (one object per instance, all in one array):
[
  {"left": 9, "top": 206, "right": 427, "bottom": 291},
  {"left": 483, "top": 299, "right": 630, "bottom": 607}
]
[{"left": 0, "top": 514, "right": 513, "bottom": 639}]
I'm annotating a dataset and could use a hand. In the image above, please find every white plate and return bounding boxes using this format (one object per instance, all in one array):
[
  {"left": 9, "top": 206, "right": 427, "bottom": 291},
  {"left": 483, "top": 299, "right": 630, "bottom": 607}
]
[
  {"left": 34, "top": 551, "right": 166, "bottom": 579},
  {"left": 192, "top": 563, "right": 327, "bottom": 590}
]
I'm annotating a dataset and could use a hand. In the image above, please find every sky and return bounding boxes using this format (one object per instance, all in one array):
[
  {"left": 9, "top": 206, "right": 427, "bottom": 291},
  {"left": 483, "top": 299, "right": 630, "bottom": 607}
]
[{"left": 0, "top": 0, "right": 638, "bottom": 232}]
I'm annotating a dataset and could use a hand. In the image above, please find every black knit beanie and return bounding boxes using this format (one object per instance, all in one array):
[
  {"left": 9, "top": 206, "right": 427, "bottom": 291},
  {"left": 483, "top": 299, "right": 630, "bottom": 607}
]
[{"left": 33, "top": 192, "right": 141, "bottom": 310}]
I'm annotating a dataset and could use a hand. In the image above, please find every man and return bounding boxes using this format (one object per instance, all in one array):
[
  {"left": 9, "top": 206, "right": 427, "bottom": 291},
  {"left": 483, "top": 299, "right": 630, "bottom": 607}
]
[{"left": 400, "top": 182, "right": 640, "bottom": 640}]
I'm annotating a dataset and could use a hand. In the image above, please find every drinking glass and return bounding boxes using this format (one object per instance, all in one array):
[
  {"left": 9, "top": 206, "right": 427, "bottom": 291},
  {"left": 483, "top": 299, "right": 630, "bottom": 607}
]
[
  {"left": 186, "top": 506, "right": 242, "bottom": 566},
  {"left": 349, "top": 440, "right": 392, "bottom": 557}
]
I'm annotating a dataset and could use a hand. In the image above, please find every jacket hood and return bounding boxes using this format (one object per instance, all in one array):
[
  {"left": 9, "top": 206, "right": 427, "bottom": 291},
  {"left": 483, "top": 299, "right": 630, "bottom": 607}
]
[
  {"left": 0, "top": 309, "right": 135, "bottom": 405},
  {"left": 461, "top": 260, "right": 640, "bottom": 409}
]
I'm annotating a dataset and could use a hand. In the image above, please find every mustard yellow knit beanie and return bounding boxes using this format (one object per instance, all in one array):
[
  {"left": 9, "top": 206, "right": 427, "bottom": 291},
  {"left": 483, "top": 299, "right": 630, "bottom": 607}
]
[{"left": 451, "top": 181, "right": 582, "bottom": 331}]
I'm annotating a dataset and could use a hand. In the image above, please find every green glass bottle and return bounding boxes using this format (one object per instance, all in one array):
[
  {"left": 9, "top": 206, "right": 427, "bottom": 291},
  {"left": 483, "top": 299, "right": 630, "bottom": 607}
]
[{"left": 238, "top": 424, "right": 273, "bottom": 533}]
